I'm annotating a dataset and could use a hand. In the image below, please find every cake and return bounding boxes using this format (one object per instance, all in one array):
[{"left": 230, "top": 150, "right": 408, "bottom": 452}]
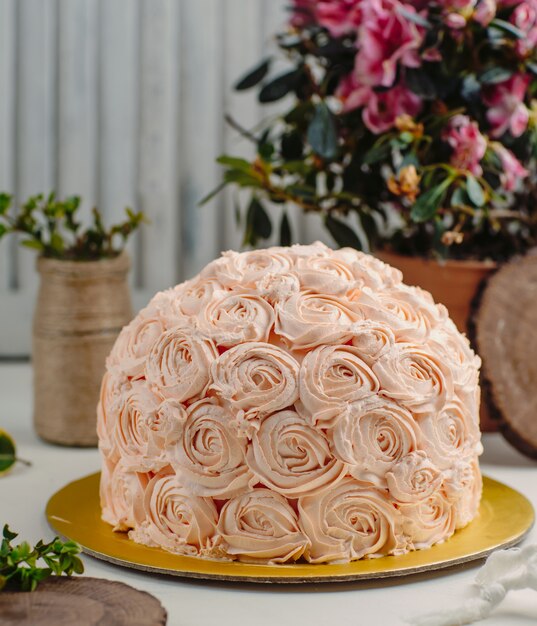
[{"left": 98, "top": 242, "right": 482, "bottom": 564}]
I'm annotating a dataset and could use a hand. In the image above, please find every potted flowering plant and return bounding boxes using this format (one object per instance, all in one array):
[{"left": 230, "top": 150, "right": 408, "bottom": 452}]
[
  {"left": 209, "top": 0, "right": 537, "bottom": 346},
  {"left": 0, "top": 193, "right": 144, "bottom": 446}
]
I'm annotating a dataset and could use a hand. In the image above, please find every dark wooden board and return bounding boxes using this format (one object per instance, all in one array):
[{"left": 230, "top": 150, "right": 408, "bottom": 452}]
[
  {"left": 475, "top": 252, "right": 537, "bottom": 459},
  {"left": 0, "top": 576, "right": 167, "bottom": 626}
]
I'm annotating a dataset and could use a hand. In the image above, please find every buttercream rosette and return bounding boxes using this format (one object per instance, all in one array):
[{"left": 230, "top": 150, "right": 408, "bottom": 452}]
[{"left": 99, "top": 242, "right": 482, "bottom": 564}]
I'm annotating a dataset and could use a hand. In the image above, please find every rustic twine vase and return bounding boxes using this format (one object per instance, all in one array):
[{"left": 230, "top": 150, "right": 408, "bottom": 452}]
[
  {"left": 376, "top": 250, "right": 497, "bottom": 432},
  {"left": 33, "top": 253, "right": 132, "bottom": 446}
]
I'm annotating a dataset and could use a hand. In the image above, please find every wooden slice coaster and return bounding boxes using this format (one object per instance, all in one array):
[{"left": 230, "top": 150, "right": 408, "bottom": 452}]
[
  {"left": 0, "top": 576, "right": 167, "bottom": 626},
  {"left": 475, "top": 252, "right": 537, "bottom": 458}
]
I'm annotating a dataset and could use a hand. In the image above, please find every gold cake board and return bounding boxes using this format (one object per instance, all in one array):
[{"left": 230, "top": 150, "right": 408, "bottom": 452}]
[{"left": 46, "top": 473, "right": 534, "bottom": 583}]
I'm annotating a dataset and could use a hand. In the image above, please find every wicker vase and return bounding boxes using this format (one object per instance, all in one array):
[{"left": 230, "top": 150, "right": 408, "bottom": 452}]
[{"left": 33, "top": 253, "right": 132, "bottom": 446}]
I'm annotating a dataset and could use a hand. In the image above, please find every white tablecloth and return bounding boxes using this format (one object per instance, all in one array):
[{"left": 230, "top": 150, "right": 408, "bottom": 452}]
[{"left": 1, "top": 362, "right": 536, "bottom": 626}]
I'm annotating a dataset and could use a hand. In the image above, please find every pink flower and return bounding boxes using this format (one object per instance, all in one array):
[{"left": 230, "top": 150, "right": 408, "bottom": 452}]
[
  {"left": 511, "top": 0, "right": 537, "bottom": 56},
  {"left": 444, "top": 12, "right": 468, "bottom": 28},
  {"left": 355, "top": 0, "right": 425, "bottom": 88},
  {"left": 336, "top": 73, "right": 371, "bottom": 111},
  {"left": 337, "top": 74, "right": 422, "bottom": 134},
  {"left": 290, "top": 0, "right": 318, "bottom": 27},
  {"left": 443, "top": 115, "right": 487, "bottom": 176},
  {"left": 473, "top": 0, "right": 497, "bottom": 25},
  {"left": 492, "top": 143, "right": 529, "bottom": 192},
  {"left": 482, "top": 75, "right": 530, "bottom": 138},
  {"left": 338, "top": 74, "right": 422, "bottom": 133},
  {"left": 316, "top": 0, "right": 363, "bottom": 36},
  {"left": 367, "top": 86, "right": 422, "bottom": 133}
]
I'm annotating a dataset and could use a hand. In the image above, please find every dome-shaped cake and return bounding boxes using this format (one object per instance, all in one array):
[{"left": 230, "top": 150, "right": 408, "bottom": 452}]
[{"left": 98, "top": 242, "right": 482, "bottom": 564}]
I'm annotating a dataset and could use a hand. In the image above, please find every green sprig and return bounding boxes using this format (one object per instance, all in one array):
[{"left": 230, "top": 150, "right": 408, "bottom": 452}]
[
  {"left": 0, "top": 192, "right": 146, "bottom": 261},
  {"left": 0, "top": 525, "right": 84, "bottom": 592}
]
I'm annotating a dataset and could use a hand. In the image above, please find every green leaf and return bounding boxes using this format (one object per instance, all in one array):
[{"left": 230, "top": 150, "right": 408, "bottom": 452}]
[
  {"left": 216, "top": 156, "right": 253, "bottom": 171},
  {"left": 325, "top": 214, "right": 362, "bottom": 249},
  {"left": 466, "top": 175, "right": 485, "bottom": 207},
  {"left": 244, "top": 197, "right": 272, "bottom": 245},
  {"left": 0, "top": 224, "right": 7, "bottom": 238},
  {"left": 0, "top": 193, "right": 11, "bottom": 215},
  {"left": 258, "top": 69, "right": 302, "bottom": 103},
  {"left": 234, "top": 58, "right": 271, "bottom": 91},
  {"left": 0, "top": 431, "right": 17, "bottom": 475},
  {"left": 3, "top": 525, "right": 17, "bottom": 541},
  {"left": 49, "top": 232, "right": 64, "bottom": 254},
  {"left": 479, "top": 67, "right": 512, "bottom": 84},
  {"left": 279, "top": 211, "right": 292, "bottom": 246},
  {"left": 363, "top": 141, "right": 391, "bottom": 165},
  {"left": 489, "top": 18, "right": 525, "bottom": 39},
  {"left": 451, "top": 186, "right": 469, "bottom": 207},
  {"left": 258, "top": 142, "right": 274, "bottom": 161},
  {"left": 359, "top": 212, "right": 378, "bottom": 248},
  {"left": 71, "top": 556, "right": 84, "bottom": 575},
  {"left": 198, "top": 181, "right": 228, "bottom": 206},
  {"left": 224, "top": 169, "right": 262, "bottom": 187},
  {"left": 20, "top": 239, "right": 45, "bottom": 251},
  {"left": 307, "top": 102, "right": 338, "bottom": 161},
  {"left": 410, "top": 178, "right": 453, "bottom": 223},
  {"left": 287, "top": 184, "right": 316, "bottom": 200}
]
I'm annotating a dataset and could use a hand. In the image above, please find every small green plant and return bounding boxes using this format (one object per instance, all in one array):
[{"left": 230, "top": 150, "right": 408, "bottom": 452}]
[
  {"left": 0, "top": 192, "right": 145, "bottom": 260},
  {"left": 0, "top": 525, "right": 84, "bottom": 591}
]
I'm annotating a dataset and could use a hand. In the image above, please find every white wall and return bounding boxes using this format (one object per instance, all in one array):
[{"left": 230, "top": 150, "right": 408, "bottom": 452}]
[{"left": 0, "top": 0, "right": 329, "bottom": 356}]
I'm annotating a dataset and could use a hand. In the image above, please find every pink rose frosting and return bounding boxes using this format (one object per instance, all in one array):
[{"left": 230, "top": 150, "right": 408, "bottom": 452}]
[
  {"left": 210, "top": 342, "right": 299, "bottom": 432},
  {"left": 108, "top": 315, "right": 165, "bottom": 379},
  {"left": 100, "top": 459, "right": 149, "bottom": 531},
  {"left": 350, "top": 320, "right": 395, "bottom": 362},
  {"left": 275, "top": 291, "right": 362, "bottom": 349},
  {"left": 295, "top": 254, "right": 356, "bottom": 295},
  {"left": 373, "top": 342, "right": 453, "bottom": 416},
  {"left": 174, "top": 277, "right": 226, "bottom": 316},
  {"left": 399, "top": 490, "right": 456, "bottom": 549},
  {"left": 444, "top": 458, "right": 482, "bottom": 528},
  {"left": 386, "top": 451, "right": 443, "bottom": 503},
  {"left": 297, "top": 344, "right": 380, "bottom": 427},
  {"left": 217, "top": 489, "right": 309, "bottom": 563},
  {"left": 170, "top": 398, "right": 254, "bottom": 498},
  {"left": 211, "top": 249, "right": 292, "bottom": 288},
  {"left": 331, "top": 397, "right": 420, "bottom": 480},
  {"left": 99, "top": 242, "right": 482, "bottom": 564},
  {"left": 299, "top": 477, "right": 406, "bottom": 562},
  {"left": 418, "top": 400, "right": 481, "bottom": 469},
  {"left": 145, "top": 327, "right": 218, "bottom": 402},
  {"left": 111, "top": 381, "right": 185, "bottom": 471},
  {"left": 131, "top": 468, "right": 219, "bottom": 556},
  {"left": 200, "top": 291, "right": 275, "bottom": 347},
  {"left": 247, "top": 410, "right": 347, "bottom": 497}
]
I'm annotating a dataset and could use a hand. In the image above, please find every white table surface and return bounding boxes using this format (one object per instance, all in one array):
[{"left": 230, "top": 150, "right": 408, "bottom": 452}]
[{"left": 1, "top": 362, "right": 537, "bottom": 626}]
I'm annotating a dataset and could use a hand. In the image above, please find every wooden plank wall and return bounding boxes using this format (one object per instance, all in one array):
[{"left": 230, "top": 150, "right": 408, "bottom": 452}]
[{"left": 0, "top": 0, "right": 329, "bottom": 356}]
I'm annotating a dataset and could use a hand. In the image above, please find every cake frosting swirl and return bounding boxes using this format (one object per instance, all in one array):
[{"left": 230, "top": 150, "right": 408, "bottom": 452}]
[{"left": 99, "top": 242, "right": 482, "bottom": 564}]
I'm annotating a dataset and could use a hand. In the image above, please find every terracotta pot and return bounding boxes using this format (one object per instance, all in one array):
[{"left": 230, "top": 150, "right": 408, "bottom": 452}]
[
  {"left": 377, "top": 250, "right": 497, "bottom": 432},
  {"left": 33, "top": 253, "right": 132, "bottom": 446}
]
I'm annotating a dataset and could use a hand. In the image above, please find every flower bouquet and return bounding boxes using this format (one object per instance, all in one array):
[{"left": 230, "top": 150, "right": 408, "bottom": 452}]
[{"left": 213, "top": 0, "right": 537, "bottom": 262}]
